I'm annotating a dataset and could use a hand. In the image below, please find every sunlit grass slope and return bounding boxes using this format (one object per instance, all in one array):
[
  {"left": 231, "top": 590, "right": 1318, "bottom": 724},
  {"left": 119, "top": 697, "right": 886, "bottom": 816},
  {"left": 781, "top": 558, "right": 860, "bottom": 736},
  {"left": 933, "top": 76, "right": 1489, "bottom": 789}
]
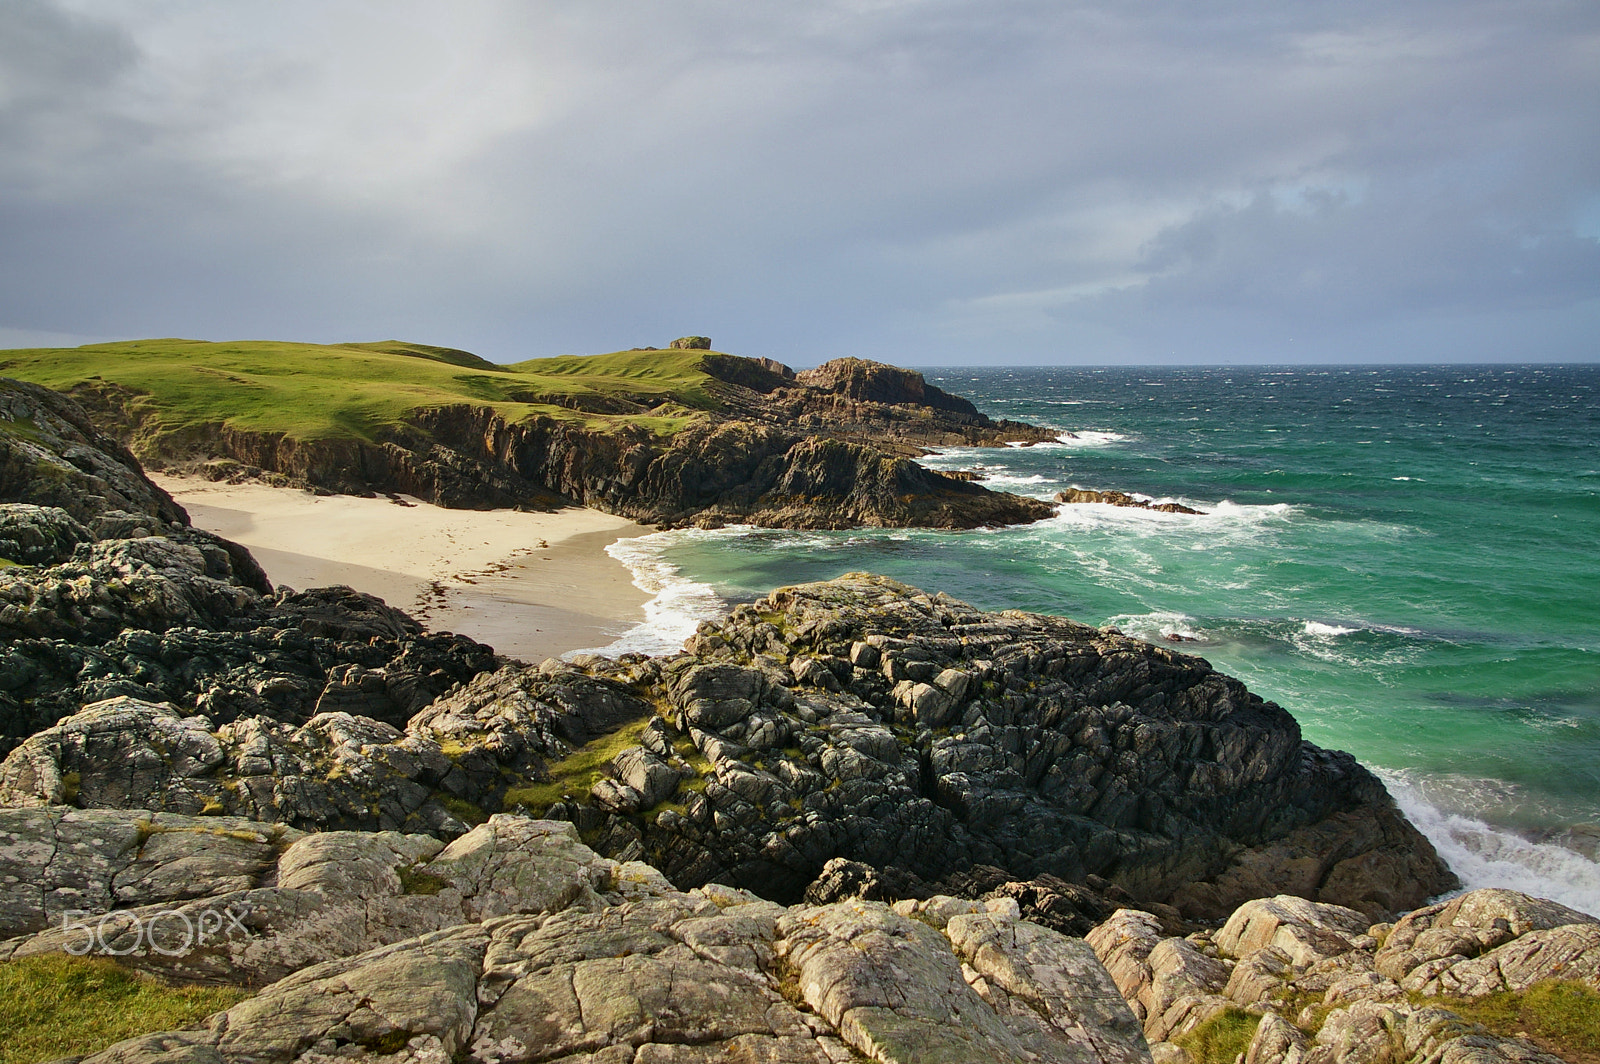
[{"left": 0, "top": 339, "right": 720, "bottom": 441}]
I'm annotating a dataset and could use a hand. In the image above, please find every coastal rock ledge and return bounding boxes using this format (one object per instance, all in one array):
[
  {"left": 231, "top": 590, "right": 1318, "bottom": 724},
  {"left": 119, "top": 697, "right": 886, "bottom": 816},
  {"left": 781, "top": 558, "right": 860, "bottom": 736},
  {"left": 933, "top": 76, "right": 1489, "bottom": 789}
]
[{"left": 1, "top": 573, "right": 1456, "bottom": 925}]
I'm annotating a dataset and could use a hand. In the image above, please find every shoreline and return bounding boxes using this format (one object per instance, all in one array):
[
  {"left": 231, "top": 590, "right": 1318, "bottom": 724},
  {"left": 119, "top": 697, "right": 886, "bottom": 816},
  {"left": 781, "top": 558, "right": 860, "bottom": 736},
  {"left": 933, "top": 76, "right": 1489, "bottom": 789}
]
[{"left": 153, "top": 474, "right": 653, "bottom": 663}]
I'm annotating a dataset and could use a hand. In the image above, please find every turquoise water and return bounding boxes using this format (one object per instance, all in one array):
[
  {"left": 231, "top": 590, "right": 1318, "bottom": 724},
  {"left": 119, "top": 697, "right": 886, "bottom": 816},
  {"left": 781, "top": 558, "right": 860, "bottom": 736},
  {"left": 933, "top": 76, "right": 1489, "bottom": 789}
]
[{"left": 603, "top": 365, "right": 1600, "bottom": 911}]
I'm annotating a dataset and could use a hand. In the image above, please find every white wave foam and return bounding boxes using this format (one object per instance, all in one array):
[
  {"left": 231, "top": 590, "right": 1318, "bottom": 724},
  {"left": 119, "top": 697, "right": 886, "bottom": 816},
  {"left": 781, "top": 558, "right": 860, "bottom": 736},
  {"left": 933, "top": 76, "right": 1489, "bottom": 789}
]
[
  {"left": 1303, "top": 621, "right": 1358, "bottom": 637},
  {"left": 1383, "top": 771, "right": 1600, "bottom": 918},
  {"left": 1056, "top": 430, "right": 1128, "bottom": 447},
  {"left": 1105, "top": 611, "right": 1205, "bottom": 643},
  {"left": 1010, "top": 429, "right": 1131, "bottom": 449},
  {"left": 1047, "top": 496, "right": 1295, "bottom": 535},
  {"left": 567, "top": 530, "right": 731, "bottom": 659}
]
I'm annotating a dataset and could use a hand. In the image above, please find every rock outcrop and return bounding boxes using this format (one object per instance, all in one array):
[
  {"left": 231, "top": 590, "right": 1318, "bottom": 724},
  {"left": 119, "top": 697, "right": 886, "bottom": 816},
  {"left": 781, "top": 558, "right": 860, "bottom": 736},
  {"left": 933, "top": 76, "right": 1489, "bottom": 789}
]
[
  {"left": 538, "top": 574, "right": 1454, "bottom": 920},
  {"left": 0, "top": 385, "right": 497, "bottom": 753},
  {"left": 0, "top": 541, "right": 497, "bottom": 755},
  {"left": 0, "top": 650, "right": 638, "bottom": 834},
  {"left": 1, "top": 377, "right": 187, "bottom": 528},
  {"left": 0, "top": 809, "right": 1152, "bottom": 1064},
  {"left": 1088, "top": 889, "right": 1598, "bottom": 1064}
]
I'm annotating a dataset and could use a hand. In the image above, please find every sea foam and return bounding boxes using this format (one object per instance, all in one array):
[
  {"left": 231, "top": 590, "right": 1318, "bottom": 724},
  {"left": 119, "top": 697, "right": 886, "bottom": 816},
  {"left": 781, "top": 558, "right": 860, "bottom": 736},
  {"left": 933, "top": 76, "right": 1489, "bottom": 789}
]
[
  {"left": 568, "top": 530, "right": 731, "bottom": 659},
  {"left": 1383, "top": 770, "right": 1600, "bottom": 918}
]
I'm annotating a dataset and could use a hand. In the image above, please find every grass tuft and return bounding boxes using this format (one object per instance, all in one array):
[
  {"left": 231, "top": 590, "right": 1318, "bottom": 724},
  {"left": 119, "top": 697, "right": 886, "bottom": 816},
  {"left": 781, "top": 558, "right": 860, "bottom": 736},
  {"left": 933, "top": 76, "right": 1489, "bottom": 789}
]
[
  {"left": 1175, "top": 1007, "right": 1260, "bottom": 1064},
  {"left": 0, "top": 954, "right": 249, "bottom": 1064},
  {"left": 396, "top": 865, "right": 452, "bottom": 896},
  {"left": 502, "top": 717, "right": 655, "bottom": 814},
  {"left": 1443, "top": 979, "right": 1600, "bottom": 1064}
]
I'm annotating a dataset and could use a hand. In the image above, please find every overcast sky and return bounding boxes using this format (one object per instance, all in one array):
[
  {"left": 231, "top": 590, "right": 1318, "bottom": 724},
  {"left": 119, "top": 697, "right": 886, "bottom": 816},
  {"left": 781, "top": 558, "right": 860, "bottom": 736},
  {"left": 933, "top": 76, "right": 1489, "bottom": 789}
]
[{"left": 2, "top": 0, "right": 1597, "bottom": 366}]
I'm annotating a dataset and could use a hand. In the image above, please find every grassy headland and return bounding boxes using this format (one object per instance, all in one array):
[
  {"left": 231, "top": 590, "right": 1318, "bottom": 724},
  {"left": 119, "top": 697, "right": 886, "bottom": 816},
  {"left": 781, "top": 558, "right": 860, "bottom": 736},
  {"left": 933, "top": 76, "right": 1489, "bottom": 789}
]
[{"left": 0, "top": 338, "right": 717, "bottom": 443}]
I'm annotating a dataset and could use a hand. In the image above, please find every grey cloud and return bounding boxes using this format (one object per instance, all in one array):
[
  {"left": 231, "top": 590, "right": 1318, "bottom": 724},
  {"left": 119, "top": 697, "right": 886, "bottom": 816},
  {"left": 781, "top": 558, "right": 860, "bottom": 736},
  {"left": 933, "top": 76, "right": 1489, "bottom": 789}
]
[{"left": 0, "top": 0, "right": 1595, "bottom": 364}]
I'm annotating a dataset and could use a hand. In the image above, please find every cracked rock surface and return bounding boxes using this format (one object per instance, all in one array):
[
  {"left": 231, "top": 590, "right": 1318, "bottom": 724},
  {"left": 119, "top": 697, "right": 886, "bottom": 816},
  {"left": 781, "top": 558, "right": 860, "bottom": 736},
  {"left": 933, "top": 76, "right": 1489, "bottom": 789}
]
[{"left": 4, "top": 810, "right": 1151, "bottom": 1064}]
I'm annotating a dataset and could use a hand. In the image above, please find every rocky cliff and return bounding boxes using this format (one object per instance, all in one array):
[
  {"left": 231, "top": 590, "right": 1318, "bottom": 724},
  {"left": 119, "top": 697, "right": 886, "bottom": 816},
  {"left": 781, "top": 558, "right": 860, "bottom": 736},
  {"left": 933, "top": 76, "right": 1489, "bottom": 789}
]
[{"left": 56, "top": 351, "right": 1059, "bottom": 530}]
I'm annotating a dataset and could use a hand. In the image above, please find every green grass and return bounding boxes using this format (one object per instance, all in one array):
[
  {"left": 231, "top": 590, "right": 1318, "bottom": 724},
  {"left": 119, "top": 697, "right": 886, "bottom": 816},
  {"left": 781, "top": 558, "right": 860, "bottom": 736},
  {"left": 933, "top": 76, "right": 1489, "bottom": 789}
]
[
  {"left": 502, "top": 717, "right": 657, "bottom": 814},
  {"left": 0, "top": 415, "right": 43, "bottom": 441},
  {"left": 1443, "top": 980, "right": 1600, "bottom": 1064},
  {"left": 0, "top": 339, "right": 723, "bottom": 445},
  {"left": 0, "top": 954, "right": 249, "bottom": 1064},
  {"left": 1175, "top": 1008, "right": 1260, "bottom": 1064},
  {"left": 435, "top": 794, "right": 488, "bottom": 827}
]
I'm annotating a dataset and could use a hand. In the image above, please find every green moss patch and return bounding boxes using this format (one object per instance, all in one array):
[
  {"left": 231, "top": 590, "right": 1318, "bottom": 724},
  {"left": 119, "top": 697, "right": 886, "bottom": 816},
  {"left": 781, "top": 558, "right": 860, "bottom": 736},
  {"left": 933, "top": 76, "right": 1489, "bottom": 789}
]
[
  {"left": 435, "top": 794, "right": 488, "bottom": 827},
  {"left": 396, "top": 865, "right": 452, "bottom": 896},
  {"left": 1443, "top": 980, "right": 1600, "bottom": 1064},
  {"left": 502, "top": 717, "right": 656, "bottom": 814},
  {"left": 0, "top": 954, "right": 249, "bottom": 1064},
  {"left": 1175, "top": 1008, "right": 1260, "bottom": 1064}
]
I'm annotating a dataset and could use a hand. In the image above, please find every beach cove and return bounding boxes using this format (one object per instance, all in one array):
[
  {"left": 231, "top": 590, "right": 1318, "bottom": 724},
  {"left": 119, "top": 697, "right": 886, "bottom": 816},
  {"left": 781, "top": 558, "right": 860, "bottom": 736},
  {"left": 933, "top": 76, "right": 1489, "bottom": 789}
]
[{"left": 153, "top": 474, "right": 652, "bottom": 663}]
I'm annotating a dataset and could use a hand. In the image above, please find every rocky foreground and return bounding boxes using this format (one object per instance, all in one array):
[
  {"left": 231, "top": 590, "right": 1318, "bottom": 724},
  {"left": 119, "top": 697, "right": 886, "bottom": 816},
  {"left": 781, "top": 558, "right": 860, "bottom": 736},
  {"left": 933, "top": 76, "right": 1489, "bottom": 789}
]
[{"left": 1, "top": 807, "right": 1594, "bottom": 1064}]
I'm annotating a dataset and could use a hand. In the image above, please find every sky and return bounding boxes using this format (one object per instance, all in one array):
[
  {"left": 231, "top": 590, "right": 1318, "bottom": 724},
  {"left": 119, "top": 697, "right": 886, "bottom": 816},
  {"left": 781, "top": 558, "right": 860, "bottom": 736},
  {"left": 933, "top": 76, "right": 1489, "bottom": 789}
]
[{"left": 1, "top": 0, "right": 1597, "bottom": 367}]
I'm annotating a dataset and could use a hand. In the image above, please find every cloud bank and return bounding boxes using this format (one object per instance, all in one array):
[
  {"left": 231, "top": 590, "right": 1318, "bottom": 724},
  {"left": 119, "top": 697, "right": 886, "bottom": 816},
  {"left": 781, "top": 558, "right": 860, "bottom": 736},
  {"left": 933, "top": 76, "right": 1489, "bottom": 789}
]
[{"left": 2, "top": 0, "right": 1596, "bottom": 365}]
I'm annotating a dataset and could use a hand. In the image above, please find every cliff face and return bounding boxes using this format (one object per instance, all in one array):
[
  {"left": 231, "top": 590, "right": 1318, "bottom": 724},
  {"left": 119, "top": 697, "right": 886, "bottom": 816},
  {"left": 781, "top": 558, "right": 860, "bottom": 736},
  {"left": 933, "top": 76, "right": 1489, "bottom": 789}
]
[{"left": 62, "top": 353, "right": 1059, "bottom": 530}]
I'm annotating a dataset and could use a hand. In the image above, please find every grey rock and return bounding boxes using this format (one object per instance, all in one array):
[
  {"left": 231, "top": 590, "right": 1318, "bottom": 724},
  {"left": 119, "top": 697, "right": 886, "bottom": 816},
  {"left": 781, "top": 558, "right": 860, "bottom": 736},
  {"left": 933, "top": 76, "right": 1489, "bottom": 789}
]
[
  {"left": 1215, "top": 895, "right": 1370, "bottom": 968},
  {"left": 1246, "top": 1012, "right": 1309, "bottom": 1064}
]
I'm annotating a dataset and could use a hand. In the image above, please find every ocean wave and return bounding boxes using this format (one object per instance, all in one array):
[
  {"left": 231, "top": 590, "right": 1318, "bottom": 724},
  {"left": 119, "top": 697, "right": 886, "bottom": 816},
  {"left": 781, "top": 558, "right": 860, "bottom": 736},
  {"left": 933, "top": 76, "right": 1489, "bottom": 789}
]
[
  {"left": 1008, "top": 430, "right": 1130, "bottom": 449},
  {"left": 1104, "top": 610, "right": 1206, "bottom": 643},
  {"left": 1303, "top": 621, "right": 1359, "bottom": 638},
  {"left": 1047, "top": 497, "right": 1296, "bottom": 534},
  {"left": 568, "top": 530, "right": 731, "bottom": 659},
  {"left": 1382, "top": 770, "right": 1600, "bottom": 917}
]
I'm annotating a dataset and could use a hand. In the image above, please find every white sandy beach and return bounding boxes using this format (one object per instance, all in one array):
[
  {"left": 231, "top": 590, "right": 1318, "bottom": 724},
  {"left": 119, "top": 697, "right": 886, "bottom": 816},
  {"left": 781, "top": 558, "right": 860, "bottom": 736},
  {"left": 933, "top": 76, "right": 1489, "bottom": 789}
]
[{"left": 152, "top": 475, "right": 652, "bottom": 663}]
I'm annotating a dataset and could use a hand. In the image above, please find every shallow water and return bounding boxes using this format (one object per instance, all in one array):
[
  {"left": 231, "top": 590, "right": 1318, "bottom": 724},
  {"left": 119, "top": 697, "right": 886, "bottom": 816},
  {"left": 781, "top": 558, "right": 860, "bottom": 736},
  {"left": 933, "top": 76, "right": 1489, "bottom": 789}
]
[{"left": 598, "top": 365, "right": 1600, "bottom": 913}]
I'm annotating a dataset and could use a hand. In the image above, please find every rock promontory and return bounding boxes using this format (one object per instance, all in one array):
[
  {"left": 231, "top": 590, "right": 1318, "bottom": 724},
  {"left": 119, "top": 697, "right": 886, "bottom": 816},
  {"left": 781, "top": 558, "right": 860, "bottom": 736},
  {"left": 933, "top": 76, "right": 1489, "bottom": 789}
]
[{"left": 4, "top": 343, "right": 1062, "bottom": 531}]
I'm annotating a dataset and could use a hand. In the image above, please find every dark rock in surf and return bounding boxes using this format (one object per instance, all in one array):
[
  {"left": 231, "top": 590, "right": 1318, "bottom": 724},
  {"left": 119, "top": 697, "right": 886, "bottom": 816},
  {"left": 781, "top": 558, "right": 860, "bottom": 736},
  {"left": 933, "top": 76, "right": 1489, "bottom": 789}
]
[{"left": 1056, "top": 487, "right": 1205, "bottom": 515}]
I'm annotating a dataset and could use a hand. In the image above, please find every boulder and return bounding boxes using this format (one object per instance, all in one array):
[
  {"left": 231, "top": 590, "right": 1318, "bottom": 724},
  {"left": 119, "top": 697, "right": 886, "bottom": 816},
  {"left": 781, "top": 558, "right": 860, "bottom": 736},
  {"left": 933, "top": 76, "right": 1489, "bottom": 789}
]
[{"left": 558, "top": 574, "right": 1456, "bottom": 917}]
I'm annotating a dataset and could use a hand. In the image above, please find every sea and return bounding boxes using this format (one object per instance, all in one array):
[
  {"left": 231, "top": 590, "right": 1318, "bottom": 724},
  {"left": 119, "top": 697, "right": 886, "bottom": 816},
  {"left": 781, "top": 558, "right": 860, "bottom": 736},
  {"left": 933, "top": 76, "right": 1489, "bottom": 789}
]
[{"left": 590, "top": 365, "right": 1600, "bottom": 915}]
